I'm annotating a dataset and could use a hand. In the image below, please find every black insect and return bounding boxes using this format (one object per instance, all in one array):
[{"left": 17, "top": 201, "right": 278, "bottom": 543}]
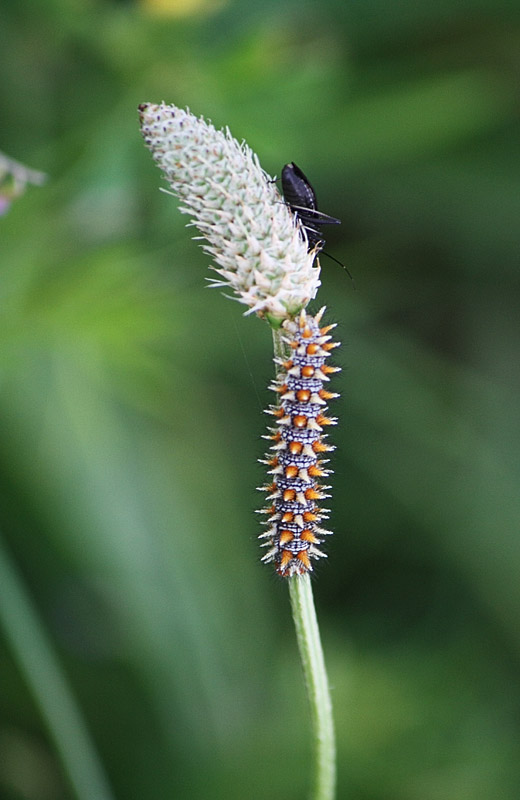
[{"left": 281, "top": 162, "right": 341, "bottom": 252}]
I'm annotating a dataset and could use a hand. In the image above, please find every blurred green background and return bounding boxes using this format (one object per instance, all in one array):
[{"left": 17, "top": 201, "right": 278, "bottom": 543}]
[{"left": 1, "top": 0, "right": 520, "bottom": 798}]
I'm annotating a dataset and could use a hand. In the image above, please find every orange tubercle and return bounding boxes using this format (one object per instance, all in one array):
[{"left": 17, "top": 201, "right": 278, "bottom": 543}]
[
  {"left": 312, "top": 440, "right": 329, "bottom": 453},
  {"left": 289, "top": 441, "right": 303, "bottom": 455},
  {"left": 320, "top": 324, "right": 335, "bottom": 335},
  {"left": 279, "top": 550, "right": 293, "bottom": 571},
  {"left": 316, "top": 413, "right": 333, "bottom": 426},
  {"left": 296, "top": 551, "right": 311, "bottom": 569},
  {"left": 308, "top": 464, "right": 325, "bottom": 477},
  {"left": 321, "top": 364, "right": 340, "bottom": 375},
  {"left": 319, "top": 389, "right": 336, "bottom": 400},
  {"left": 301, "top": 530, "right": 319, "bottom": 543}
]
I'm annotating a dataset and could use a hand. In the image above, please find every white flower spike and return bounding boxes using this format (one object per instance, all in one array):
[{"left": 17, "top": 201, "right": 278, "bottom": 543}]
[{"left": 139, "top": 103, "right": 321, "bottom": 324}]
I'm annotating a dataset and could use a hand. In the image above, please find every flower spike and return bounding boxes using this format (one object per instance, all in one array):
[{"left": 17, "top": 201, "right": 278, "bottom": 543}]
[{"left": 139, "top": 103, "right": 321, "bottom": 323}]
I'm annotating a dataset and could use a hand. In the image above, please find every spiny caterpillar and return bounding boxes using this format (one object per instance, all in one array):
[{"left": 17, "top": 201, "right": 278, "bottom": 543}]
[{"left": 259, "top": 308, "right": 340, "bottom": 577}]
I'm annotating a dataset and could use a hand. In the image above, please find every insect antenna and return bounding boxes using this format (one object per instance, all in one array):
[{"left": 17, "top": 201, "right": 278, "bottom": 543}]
[{"left": 319, "top": 250, "right": 356, "bottom": 286}]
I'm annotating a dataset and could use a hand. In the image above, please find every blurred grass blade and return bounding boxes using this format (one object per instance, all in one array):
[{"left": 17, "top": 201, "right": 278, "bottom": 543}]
[{"left": 0, "top": 533, "right": 115, "bottom": 800}]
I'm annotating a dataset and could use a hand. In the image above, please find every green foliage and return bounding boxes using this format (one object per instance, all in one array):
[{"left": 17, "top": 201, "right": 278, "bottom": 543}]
[{"left": 1, "top": 0, "right": 520, "bottom": 798}]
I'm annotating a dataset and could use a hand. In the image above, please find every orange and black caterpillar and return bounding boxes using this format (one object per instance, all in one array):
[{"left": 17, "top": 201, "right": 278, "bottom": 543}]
[{"left": 259, "top": 308, "right": 340, "bottom": 577}]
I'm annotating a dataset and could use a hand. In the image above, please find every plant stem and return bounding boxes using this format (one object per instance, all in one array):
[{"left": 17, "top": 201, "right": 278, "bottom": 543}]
[
  {"left": 0, "top": 533, "right": 115, "bottom": 800},
  {"left": 272, "top": 324, "right": 288, "bottom": 362},
  {"left": 272, "top": 326, "right": 336, "bottom": 800},
  {"left": 288, "top": 574, "right": 336, "bottom": 800}
]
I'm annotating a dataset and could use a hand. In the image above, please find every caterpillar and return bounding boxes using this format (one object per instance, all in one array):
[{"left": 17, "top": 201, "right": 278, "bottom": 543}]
[{"left": 258, "top": 308, "right": 340, "bottom": 577}]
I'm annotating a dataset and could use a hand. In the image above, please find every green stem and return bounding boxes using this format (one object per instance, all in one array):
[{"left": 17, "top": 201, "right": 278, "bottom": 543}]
[
  {"left": 0, "top": 533, "right": 115, "bottom": 800},
  {"left": 272, "top": 326, "right": 336, "bottom": 800},
  {"left": 288, "top": 575, "right": 336, "bottom": 800}
]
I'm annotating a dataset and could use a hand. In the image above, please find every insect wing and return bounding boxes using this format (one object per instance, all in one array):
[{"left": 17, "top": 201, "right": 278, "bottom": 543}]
[
  {"left": 281, "top": 161, "right": 343, "bottom": 261},
  {"left": 281, "top": 162, "right": 317, "bottom": 211},
  {"left": 287, "top": 205, "right": 341, "bottom": 226}
]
